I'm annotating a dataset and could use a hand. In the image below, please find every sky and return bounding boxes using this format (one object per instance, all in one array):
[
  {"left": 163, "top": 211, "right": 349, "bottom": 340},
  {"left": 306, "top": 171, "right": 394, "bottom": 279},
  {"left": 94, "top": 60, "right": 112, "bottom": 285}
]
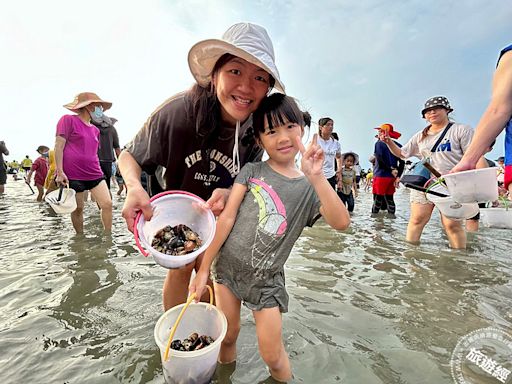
[{"left": 1, "top": 0, "right": 511, "bottom": 168}]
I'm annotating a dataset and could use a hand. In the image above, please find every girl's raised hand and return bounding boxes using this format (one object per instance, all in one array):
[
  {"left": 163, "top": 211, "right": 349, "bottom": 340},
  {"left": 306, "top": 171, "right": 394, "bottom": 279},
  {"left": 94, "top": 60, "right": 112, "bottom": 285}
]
[{"left": 297, "top": 134, "right": 324, "bottom": 177}]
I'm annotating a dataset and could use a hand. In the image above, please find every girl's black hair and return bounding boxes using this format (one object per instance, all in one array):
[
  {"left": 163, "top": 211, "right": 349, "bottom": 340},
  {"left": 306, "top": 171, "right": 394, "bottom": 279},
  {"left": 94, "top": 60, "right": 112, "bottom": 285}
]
[
  {"left": 344, "top": 153, "right": 355, "bottom": 161},
  {"left": 253, "top": 93, "right": 310, "bottom": 138}
]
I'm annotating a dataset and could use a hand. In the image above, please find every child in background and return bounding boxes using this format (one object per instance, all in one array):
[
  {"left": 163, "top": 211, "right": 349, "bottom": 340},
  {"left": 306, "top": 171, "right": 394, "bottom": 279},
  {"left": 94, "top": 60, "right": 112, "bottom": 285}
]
[
  {"left": 27, "top": 146, "right": 49, "bottom": 201},
  {"left": 189, "top": 93, "right": 350, "bottom": 382},
  {"left": 338, "top": 152, "right": 358, "bottom": 213}
]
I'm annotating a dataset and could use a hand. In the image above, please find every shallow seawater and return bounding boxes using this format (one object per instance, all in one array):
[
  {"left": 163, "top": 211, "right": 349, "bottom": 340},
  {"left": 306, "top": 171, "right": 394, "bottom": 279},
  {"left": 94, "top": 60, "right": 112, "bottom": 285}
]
[{"left": 0, "top": 180, "right": 511, "bottom": 383}]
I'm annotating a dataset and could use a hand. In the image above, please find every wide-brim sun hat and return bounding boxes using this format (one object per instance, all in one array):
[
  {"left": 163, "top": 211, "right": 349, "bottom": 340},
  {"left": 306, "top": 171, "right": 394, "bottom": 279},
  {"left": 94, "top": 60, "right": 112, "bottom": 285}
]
[
  {"left": 63, "top": 92, "right": 112, "bottom": 112},
  {"left": 421, "top": 96, "right": 453, "bottom": 117},
  {"left": 342, "top": 151, "right": 360, "bottom": 165},
  {"left": 374, "top": 123, "right": 401, "bottom": 139},
  {"left": 188, "top": 22, "right": 285, "bottom": 93}
]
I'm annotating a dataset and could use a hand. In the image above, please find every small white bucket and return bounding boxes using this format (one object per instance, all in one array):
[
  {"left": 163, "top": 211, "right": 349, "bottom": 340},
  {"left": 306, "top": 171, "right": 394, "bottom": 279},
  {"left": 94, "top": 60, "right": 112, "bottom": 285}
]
[
  {"left": 154, "top": 302, "right": 227, "bottom": 384},
  {"left": 134, "top": 191, "right": 216, "bottom": 269},
  {"left": 480, "top": 208, "right": 512, "bottom": 229},
  {"left": 442, "top": 167, "right": 499, "bottom": 203},
  {"left": 426, "top": 184, "right": 479, "bottom": 220}
]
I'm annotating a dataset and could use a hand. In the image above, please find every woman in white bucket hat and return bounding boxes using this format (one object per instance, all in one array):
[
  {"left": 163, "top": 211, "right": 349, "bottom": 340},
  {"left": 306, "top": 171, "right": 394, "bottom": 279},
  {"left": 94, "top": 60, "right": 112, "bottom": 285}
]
[{"left": 118, "top": 22, "right": 285, "bottom": 310}]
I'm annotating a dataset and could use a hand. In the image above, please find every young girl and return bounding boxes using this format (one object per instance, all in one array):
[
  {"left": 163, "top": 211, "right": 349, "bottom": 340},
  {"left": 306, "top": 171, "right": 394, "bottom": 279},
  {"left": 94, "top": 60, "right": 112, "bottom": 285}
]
[
  {"left": 337, "top": 152, "right": 358, "bottom": 213},
  {"left": 189, "top": 93, "right": 350, "bottom": 382},
  {"left": 26, "top": 145, "right": 49, "bottom": 202}
]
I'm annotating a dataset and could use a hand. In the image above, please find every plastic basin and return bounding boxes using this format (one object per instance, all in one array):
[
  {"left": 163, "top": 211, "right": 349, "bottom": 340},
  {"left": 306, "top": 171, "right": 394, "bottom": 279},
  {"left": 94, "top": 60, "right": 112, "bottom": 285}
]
[
  {"left": 426, "top": 184, "right": 479, "bottom": 220},
  {"left": 480, "top": 208, "right": 512, "bottom": 229}
]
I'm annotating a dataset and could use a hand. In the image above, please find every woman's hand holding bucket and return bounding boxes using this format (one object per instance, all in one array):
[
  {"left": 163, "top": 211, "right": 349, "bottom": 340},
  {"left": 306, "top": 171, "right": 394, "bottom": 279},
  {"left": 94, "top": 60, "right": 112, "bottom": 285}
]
[
  {"left": 122, "top": 185, "right": 153, "bottom": 232},
  {"left": 203, "top": 188, "right": 231, "bottom": 216}
]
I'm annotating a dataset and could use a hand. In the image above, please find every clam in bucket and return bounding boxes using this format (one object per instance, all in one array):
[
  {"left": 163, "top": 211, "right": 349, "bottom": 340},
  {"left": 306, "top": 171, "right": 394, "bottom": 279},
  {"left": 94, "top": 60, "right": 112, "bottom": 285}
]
[
  {"left": 426, "top": 183, "right": 479, "bottom": 220},
  {"left": 154, "top": 287, "right": 227, "bottom": 384},
  {"left": 442, "top": 167, "right": 499, "bottom": 203},
  {"left": 134, "top": 191, "right": 216, "bottom": 269}
]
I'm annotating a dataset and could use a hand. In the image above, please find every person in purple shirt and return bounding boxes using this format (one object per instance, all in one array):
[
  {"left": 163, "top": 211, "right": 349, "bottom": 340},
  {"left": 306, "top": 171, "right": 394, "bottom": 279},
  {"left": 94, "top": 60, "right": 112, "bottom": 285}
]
[{"left": 54, "top": 92, "right": 113, "bottom": 234}]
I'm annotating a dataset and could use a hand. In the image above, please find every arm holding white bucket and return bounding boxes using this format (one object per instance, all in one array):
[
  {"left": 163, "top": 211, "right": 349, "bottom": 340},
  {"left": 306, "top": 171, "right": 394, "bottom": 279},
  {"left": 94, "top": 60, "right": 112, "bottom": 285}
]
[
  {"left": 189, "top": 183, "right": 247, "bottom": 301},
  {"left": 54, "top": 136, "right": 69, "bottom": 186},
  {"left": 118, "top": 150, "right": 153, "bottom": 233},
  {"left": 452, "top": 50, "right": 512, "bottom": 172}
]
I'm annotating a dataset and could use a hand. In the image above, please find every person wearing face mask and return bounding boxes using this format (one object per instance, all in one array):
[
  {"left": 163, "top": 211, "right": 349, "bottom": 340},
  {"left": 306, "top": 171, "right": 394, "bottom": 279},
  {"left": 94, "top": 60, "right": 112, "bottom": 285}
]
[
  {"left": 118, "top": 22, "right": 285, "bottom": 310},
  {"left": 26, "top": 145, "right": 49, "bottom": 201},
  {"left": 54, "top": 92, "right": 113, "bottom": 233}
]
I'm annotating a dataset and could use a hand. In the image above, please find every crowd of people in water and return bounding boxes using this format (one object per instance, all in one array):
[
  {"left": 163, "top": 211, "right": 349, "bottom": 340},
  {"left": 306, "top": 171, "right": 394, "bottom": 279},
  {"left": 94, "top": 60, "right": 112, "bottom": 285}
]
[{"left": 1, "top": 22, "right": 511, "bottom": 383}]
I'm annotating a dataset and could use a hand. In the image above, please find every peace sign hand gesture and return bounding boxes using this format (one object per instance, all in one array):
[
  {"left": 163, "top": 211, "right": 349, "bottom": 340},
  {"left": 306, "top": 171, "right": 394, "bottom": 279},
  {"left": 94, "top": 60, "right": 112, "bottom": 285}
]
[{"left": 297, "top": 134, "right": 324, "bottom": 179}]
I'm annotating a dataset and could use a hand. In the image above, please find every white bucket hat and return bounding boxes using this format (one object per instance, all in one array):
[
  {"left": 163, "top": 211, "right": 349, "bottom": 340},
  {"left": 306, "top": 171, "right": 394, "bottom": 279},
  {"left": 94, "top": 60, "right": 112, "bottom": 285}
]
[{"left": 188, "top": 22, "right": 285, "bottom": 93}]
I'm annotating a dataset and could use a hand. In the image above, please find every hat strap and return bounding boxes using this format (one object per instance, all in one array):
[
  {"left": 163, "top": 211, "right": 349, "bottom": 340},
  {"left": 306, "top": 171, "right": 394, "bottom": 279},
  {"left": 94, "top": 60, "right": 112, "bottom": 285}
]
[{"left": 232, "top": 120, "right": 241, "bottom": 175}]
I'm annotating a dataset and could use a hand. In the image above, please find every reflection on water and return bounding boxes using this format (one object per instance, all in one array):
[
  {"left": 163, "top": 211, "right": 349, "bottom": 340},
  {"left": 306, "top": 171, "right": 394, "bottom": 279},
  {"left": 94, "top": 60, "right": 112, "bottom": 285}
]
[{"left": 0, "top": 181, "right": 511, "bottom": 383}]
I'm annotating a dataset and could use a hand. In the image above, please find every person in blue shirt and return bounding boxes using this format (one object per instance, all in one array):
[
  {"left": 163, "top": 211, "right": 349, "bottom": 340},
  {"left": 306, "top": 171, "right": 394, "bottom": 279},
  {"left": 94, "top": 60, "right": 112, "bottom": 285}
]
[
  {"left": 372, "top": 124, "right": 404, "bottom": 217},
  {"left": 453, "top": 44, "right": 512, "bottom": 199}
]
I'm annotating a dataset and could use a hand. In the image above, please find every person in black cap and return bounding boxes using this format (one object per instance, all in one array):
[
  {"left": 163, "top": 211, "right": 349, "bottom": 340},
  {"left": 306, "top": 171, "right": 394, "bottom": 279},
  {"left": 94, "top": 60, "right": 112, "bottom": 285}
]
[{"left": 381, "top": 96, "right": 486, "bottom": 249}]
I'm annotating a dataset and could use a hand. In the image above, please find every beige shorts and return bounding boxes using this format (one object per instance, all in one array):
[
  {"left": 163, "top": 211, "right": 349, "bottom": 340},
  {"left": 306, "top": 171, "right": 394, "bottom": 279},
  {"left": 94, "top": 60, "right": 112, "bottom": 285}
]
[{"left": 409, "top": 189, "right": 434, "bottom": 205}]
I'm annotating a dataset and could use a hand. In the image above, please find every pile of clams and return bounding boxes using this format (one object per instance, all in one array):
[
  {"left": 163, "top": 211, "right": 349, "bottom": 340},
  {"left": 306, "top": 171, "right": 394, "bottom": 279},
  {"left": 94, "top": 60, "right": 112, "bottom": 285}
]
[
  {"left": 170, "top": 332, "right": 215, "bottom": 352},
  {"left": 151, "top": 224, "right": 202, "bottom": 256}
]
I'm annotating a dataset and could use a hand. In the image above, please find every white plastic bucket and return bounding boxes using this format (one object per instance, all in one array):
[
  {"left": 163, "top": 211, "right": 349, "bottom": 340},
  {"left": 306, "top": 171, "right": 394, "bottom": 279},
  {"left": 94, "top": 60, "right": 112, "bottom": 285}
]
[
  {"left": 480, "top": 208, "right": 512, "bottom": 229},
  {"left": 134, "top": 191, "right": 216, "bottom": 269},
  {"left": 426, "top": 184, "right": 479, "bottom": 220},
  {"left": 44, "top": 187, "right": 77, "bottom": 214},
  {"left": 442, "top": 167, "right": 499, "bottom": 203},
  {"left": 154, "top": 302, "right": 227, "bottom": 384}
]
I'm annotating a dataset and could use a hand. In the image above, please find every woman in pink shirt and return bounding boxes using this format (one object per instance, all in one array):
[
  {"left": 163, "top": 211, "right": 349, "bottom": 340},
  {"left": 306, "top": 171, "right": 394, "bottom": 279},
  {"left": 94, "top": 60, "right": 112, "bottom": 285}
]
[
  {"left": 27, "top": 145, "right": 49, "bottom": 201},
  {"left": 54, "top": 92, "right": 113, "bottom": 234}
]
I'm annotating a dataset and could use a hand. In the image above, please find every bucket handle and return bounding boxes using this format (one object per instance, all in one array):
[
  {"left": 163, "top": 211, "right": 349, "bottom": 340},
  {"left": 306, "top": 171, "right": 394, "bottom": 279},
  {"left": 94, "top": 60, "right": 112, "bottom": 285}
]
[
  {"left": 163, "top": 285, "right": 214, "bottom": 361},
  {"left": 133, "top": 211, "right": 149, "bottom": 257}
]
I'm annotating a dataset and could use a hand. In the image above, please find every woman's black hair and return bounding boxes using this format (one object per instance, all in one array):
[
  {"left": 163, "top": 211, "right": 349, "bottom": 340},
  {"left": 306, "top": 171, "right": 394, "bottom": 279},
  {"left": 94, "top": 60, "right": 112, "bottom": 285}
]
[
  {"left": 253, "top": 93, "right": 310, "bottom": 138},
  {"left": 318, "top": 117, "right": 333, "bottom": 135}
]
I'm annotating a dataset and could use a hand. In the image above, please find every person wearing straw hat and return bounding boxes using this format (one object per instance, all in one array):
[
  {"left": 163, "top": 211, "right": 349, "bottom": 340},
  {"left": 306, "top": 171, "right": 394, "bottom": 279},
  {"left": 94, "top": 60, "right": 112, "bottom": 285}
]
[
  {"left": 0, "top": 140, "right": 8, "bottom": 194},
  {"left": 372, "top": 124, "right": 405, "bottom": 218},
  {"left": 118, "top": 22, "right": 285, "bottom": 310},
  {"left": 452, "top": 44, "right": 512, "bottom": 200},
  {"left": 381, "top": 96, "right": 486, "bottom": 249},
  {"left": 55, "top": 92, "right": 113, "bottom": 234},
  {"left": 26, "top": 145, "right": 49, "bottom": 201}
]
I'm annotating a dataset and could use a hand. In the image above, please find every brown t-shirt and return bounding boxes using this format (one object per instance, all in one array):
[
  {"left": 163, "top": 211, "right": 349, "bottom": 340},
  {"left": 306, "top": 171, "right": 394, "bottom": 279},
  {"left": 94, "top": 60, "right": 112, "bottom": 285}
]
[{"left": 125, "top": 92, "right": 263, "bottom": 201}]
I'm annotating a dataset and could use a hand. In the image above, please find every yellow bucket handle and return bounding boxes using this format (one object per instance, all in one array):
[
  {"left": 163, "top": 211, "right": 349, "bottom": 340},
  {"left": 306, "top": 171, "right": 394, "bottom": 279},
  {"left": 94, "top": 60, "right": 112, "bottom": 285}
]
[{"left": 163, "top": 285, "right": 214, "bottom": 361}]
